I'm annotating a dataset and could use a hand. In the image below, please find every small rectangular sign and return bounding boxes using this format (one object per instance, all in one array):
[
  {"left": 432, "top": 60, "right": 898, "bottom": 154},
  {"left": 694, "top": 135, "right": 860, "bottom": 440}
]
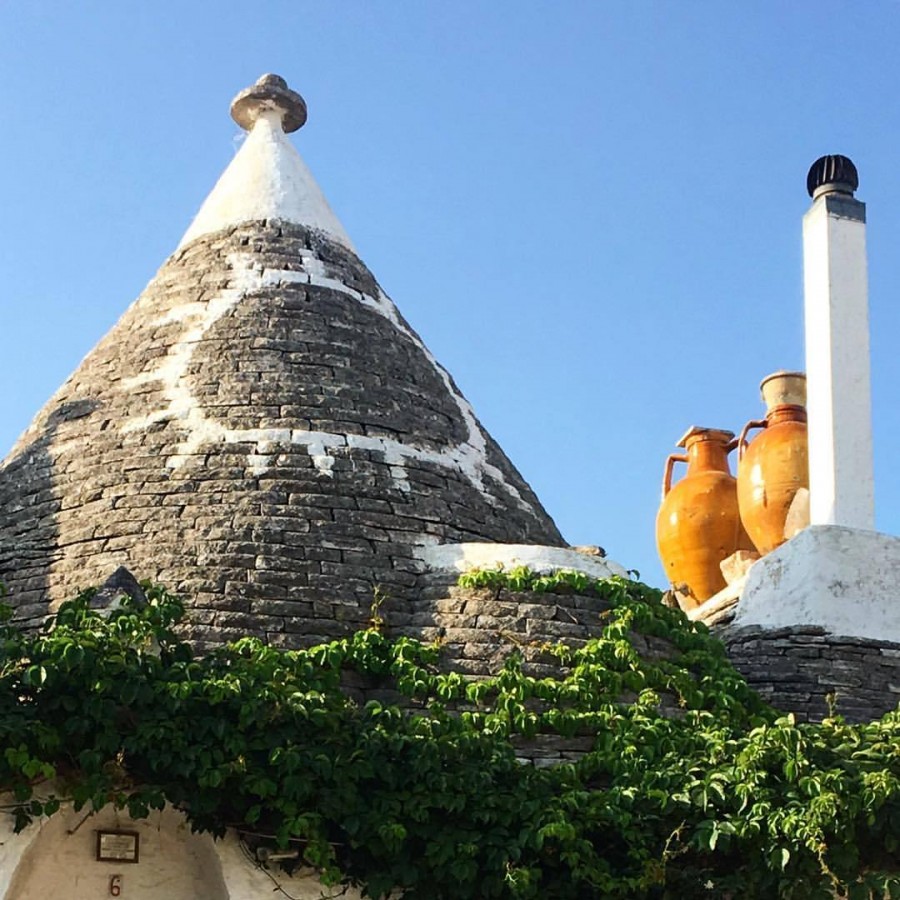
[{"left": 96, "top": 830, "right": 140, "bottom": 863}]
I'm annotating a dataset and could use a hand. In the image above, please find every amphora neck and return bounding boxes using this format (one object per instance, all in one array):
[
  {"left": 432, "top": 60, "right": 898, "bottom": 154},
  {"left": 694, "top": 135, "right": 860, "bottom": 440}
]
[
  {"left": 685, "top": 434, "right": 733, "bottom": 474},
  {"left": 767, "top": 404, "right": 808, "bottom": 427}
]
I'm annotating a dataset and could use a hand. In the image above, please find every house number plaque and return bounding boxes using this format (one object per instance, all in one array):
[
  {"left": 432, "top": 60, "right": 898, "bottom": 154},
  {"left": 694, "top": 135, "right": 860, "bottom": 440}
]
[{"left": 96, "top": 830, "right": 139, "bottom": 863}]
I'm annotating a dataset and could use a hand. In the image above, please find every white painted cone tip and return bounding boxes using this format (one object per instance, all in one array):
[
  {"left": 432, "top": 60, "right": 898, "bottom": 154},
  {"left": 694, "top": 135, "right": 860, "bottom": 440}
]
[{"left": 177, "top": 110, "right": 355, "bottom": 251}]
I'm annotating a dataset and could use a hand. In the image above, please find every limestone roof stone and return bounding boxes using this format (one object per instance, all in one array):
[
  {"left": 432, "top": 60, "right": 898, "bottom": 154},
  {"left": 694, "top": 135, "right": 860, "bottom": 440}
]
[{"left": 0, "top": 75, "right": 564, "bottom": 650}]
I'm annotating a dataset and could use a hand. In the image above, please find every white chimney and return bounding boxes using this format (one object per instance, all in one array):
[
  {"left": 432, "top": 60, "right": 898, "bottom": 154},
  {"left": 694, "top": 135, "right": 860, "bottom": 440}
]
[
  {"left": 722, "top": 156, "right": 900, "bottom": 644},
  {"left": 802, "top": 155, "right": 875, "bottom": 530}
]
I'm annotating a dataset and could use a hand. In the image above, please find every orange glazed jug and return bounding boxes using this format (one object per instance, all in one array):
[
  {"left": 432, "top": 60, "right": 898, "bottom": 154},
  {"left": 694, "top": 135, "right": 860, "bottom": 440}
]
[
  {"left": 737, "top": 371, "right": 810, "bottom": 555},
  {"left": 656, "top": 427, "right": 754, "bottom": 606}
]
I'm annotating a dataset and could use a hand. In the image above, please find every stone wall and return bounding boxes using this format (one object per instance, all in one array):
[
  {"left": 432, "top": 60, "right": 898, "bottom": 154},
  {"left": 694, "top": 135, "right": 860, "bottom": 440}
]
[
  {"left": 718, "top": 623, "right": 900, "bottom": 723},
  {"left": 364, "top": 580, "right": 900, "bottom": 738},
  {"left": 401, "top": 577, "right": 675, "bottom": 677},
  {"left": 341, "top": 581, "right": 682, "bottom": 764}
]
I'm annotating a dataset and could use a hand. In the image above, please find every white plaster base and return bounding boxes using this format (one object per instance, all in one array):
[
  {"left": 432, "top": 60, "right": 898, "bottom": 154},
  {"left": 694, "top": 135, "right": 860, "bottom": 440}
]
[
  {"left": 734, "top": 525, "right": 900, "bottom": 642},
  {"left": 419, "top": 542, "right": 628, "bottom": 580}
]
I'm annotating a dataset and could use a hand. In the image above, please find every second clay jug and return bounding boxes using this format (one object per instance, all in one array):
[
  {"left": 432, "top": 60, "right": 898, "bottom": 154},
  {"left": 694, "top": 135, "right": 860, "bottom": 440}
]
[{"left": 737, "top": 371, "right": 810, "bottom": 555}]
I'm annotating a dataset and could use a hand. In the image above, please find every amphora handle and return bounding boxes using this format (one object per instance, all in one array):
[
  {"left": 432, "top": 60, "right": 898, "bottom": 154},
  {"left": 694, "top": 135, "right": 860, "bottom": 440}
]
[
  {"left": 662, "top": 454, "right": 689, "bottom": 499},
  {"left": 737, "top": 419, "right": 767, "bottom": 461}
]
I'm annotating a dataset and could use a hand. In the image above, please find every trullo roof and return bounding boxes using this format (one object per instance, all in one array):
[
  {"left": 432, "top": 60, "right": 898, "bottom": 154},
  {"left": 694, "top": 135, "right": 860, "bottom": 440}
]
[{"left": 0, "top": 74, "right": 564, "bottom": 650}]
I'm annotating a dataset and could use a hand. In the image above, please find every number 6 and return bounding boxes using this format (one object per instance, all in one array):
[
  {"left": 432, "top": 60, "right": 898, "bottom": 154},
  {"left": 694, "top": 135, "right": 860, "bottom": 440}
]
[{"left": 110, "top": 875, "right": 122, "bottom": 897}]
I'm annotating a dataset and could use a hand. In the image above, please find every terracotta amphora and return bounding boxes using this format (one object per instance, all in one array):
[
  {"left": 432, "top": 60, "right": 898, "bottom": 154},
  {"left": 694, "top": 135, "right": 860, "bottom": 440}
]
[
  {"left": 737, "top": 371, "right": 810, "bottom": 555},
  {"left": 656, "top": 427, "right": 754, "bottom": 607}
]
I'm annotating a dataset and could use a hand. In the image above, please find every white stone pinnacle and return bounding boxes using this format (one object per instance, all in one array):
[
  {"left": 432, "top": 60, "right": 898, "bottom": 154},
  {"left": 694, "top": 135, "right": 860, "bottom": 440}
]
[{"left": 178, "top": 80, "right": 354, "bottom": 251}]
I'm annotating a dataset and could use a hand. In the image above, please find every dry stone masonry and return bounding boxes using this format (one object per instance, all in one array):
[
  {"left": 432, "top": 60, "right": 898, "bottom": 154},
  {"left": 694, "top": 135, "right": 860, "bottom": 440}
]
[
  {"left": 342, "top": 578, "right": 684, "bottom": 765},
  {"left": 0, "top": 220, "right": 562, "bottom": 651},
  {"left": 718, "top": 623, "right": 900, "bottom": 723}
]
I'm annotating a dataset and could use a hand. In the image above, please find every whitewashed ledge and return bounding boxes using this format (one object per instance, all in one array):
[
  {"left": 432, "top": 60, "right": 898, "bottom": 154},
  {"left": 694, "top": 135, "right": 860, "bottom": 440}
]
[
  {"left": 732, "top": 525, "right": 900, "bottom": 643},
  {"left": 688, "top": 525, "right": 900, "bottom": 644},
  {"left": 417, "top": 543, "right": 629, "bottom": 580}
]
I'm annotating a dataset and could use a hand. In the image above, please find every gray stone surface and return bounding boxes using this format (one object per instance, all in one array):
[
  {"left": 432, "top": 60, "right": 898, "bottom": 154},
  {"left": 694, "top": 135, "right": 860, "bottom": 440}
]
[
  {"left": 343, "top": 583, "right": 682, "bottom": 764},
  {"left": 0, "top": 222, "right": 563, "bottom": 650},
  {"left": 717, "top": 623, "right": 900, "bottom": 722}
]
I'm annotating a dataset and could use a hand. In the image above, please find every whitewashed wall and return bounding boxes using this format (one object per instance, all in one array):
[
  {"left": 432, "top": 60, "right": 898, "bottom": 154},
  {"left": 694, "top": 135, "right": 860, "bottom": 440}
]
[{"left": 0, "top": 800, "right": 360, "bottom": 900}]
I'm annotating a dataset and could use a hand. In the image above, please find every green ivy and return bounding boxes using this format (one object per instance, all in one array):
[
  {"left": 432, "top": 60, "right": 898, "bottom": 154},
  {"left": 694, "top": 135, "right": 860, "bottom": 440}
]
[{"left": 0, "top": 570, "right": 899, "bottom": 898}]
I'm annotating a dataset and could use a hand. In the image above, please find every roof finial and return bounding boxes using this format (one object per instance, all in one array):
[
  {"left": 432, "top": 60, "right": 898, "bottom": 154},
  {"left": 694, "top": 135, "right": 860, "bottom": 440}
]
[
  {"left": 806, "top": 154, "right": 859, "bottom": 200},
  {"left": 230, "top": 73, "right": 308, "bottom": 133}
]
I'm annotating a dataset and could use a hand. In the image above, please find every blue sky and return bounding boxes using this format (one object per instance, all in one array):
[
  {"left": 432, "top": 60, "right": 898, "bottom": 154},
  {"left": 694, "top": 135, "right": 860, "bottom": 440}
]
[{"left": 1, "top": 2, "right": 899, "bottom": 587}]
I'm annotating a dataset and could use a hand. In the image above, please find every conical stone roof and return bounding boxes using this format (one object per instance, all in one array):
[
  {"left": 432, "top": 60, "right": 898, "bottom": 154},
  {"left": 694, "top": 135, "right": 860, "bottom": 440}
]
[{"left": 0, "top": 75, "right": 563, "bottom": 650}]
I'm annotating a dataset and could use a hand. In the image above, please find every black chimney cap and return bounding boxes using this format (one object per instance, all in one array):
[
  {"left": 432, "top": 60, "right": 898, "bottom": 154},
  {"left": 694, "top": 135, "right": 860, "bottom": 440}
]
[{"left": 806, "top": 155, "right": 859, "bottom": 199}]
